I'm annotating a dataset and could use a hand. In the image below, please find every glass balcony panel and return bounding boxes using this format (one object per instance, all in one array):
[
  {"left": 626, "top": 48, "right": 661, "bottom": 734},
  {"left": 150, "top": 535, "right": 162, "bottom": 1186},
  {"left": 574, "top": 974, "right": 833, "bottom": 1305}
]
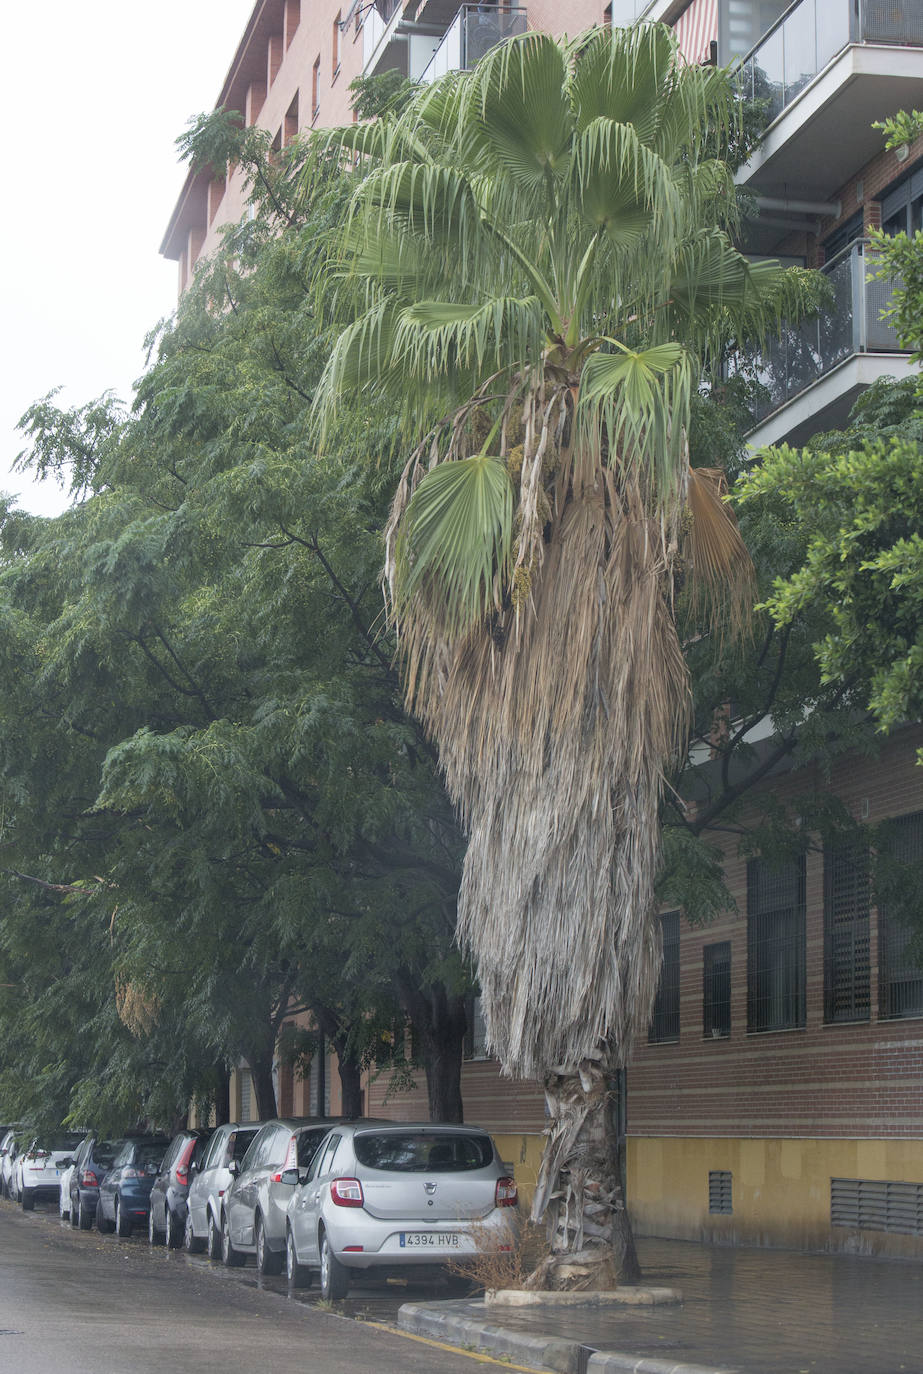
[
  {"left": 732, "top": 245, "right": 905, "bottom": 425},
  {"left": 781, "top": 0, "right": 818, "bottom": 107},
  {"left": 753, "top": 25, "right": 785, "bottom": 123},
  {"left": 817, "top": 0, "right": 852, "bottom": 61},
  {"left": 420, "top": 6, "right": 528, "bottom": 85}
]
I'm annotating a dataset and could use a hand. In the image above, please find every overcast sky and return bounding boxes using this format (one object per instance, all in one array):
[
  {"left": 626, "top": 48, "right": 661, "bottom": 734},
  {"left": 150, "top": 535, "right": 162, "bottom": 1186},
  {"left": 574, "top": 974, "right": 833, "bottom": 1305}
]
[{"left": 2, "top": 0, "right": 257, "bottom": 516}]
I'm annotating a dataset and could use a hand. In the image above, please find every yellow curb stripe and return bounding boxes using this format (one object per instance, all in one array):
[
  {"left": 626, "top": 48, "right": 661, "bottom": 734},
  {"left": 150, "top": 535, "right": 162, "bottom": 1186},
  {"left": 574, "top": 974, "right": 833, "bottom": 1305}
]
[{"left": 361, "top": 1318, "right": 542, "bottom": 1371}]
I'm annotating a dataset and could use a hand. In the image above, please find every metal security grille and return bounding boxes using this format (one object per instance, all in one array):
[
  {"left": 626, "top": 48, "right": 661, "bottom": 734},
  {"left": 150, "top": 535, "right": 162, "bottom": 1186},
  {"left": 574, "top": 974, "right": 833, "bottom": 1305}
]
[
  {"left": 747, "top": 857, "right": 806, "bottom": 1032},
  {"left": 649, "top": 911, "right": 681, "bottom": 1043},
  {"left": 823, "top": 840, "right": 870, "bottom": 1023},
  {"left": 831, "top": 1178, "right": 923, "bottom": 1236},
  {"left": 703, "top": 941, "right": 731, "bottom": 1038},
  {"left": 878, "top": 811, "right": 923, "bottom": 1020},
  {"left": 709, "top": 1170, "right": 733, "bottom": 1214}
]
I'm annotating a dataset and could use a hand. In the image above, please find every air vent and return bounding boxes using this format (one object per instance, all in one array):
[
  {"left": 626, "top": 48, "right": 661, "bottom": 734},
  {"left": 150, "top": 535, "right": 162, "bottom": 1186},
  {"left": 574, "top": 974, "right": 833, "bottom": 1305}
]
[
  {"left": 831, "top": 1178, "right": 923, "bottom": 1236},
  {"left": 709, "top": 1170, "right": 733, "bottom": 1214}
]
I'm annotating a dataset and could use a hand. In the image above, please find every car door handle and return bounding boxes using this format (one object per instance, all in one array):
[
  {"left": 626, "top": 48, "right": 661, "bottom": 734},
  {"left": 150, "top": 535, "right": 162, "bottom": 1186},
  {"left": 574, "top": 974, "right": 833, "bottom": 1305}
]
[{"left": 311, "top": 1192, "right": 320, "bottom": 1203}]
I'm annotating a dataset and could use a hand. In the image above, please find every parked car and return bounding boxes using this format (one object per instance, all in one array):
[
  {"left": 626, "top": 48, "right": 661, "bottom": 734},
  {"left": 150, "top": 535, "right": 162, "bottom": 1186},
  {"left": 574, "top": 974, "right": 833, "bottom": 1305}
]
[
  {"left": 0, "top": 1129, "right": 20, "bottom": 1199},
  {"left": 57, "top": 1133, "right": 90, "bottom": 1219},
  {"left": 222, "top": 1118, "right": 335, "bottom": 1274},
  {"left": 16, "top": 1132, "right": 86, "bottom": 1211},
  {"left": 67, "top": 1134, "right": 125, "bottom": 1229},
  {"left": 184, "top": 1121, "right": 260, "bottom": 1258},
  {"left": 284, "top": 1122, "right": 518, "bottom": 1299},
  {"left": 96, "top": 1135, "right": 171, "bottom": 1237},
  {"left": 147, "top": 1127, "right": 213, "bottom": 1248}
]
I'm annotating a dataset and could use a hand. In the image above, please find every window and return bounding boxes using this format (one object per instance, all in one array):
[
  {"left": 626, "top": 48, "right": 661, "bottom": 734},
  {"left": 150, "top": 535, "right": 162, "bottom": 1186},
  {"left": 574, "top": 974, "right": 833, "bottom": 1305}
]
[
  {"left": 878, "top": 811, "right": 923, "bottom": 1020},
  {"left": 464, "top": 994, "right": 489, "bottom": 1059},
  {"left": 332, "top": 12, "right": 341, "bottom": 76},
  {"left": 649, "top": 911, "right": 680, "bottom": 1042},
  {"left": 747, "top": 856, "right": 806, "bottom": 1032},
  {"left": 283, "top": 93, "right": 299, "bottom": 147},
  {"left": 239, "top": 1069, "right": 252, "bottom": 1121},
  {"left": 703, "top": 941, "right": 731, "bottom": 1038},
  {"left": 824, "top": 839, "right": 870, "bottom": 1022},
  {"left": 312, "top": 54, "right": 321, "bottom": 121},
  {"left": 880, "top": 168, "right": 923, "bottom": 238}
]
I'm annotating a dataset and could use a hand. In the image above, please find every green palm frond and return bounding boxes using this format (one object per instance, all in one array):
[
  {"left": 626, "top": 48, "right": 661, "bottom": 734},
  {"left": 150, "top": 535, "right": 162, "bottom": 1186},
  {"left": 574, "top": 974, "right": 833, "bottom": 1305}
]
[
  {"left": 571, "top": 118, "right": 677, "bottom": 248},
  {"left": 394, "top": 296, "right": 545, "bottom": 378},
  {"left": 578, "top": 342, "right": 690, "bottom": 494},
  {"left": 393, "top": 453, "right": 514, "bottom": 638}
]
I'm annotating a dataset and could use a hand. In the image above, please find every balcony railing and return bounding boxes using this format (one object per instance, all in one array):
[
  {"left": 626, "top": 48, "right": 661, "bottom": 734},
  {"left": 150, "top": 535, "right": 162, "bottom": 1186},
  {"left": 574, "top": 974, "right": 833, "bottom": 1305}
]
[
  {"left": 420, "top": 5, "right": 528, "bottom": 84},
  {"left": 731, "top": 241, "right": 905, "bottom": 425},
  {"left": 738, "top": 0, "right": 923, "bottom": 124},
  {"left": 362, "top": 0, "right": 404, "bottom": 75}
]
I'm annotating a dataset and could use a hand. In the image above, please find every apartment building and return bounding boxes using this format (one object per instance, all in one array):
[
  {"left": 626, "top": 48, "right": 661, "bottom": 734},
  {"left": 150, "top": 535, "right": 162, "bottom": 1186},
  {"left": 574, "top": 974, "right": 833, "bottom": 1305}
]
[
  {"left": 177, "top": 0, "right": 923, "bottom": 1257},
  {"left": 160, "top": 0, "right": 609, "bottom": 293}
]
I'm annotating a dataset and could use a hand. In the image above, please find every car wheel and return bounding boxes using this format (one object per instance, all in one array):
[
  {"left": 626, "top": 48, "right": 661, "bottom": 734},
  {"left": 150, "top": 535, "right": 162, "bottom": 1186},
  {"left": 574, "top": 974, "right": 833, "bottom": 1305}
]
[
  {"left": 286, "top": 1227, "right": 311, "bottom": 1289},
  {"left": 78, "top": 1195, "right": 93, "bottom": 1230},
  {"left": 115, "top": 1196, "right": 132, "bottom": 1238},
  {"left": 184, "top": 1210, "right": 206, "bottom": 1254},
  {"left": 255, "top": 1214, "right": 282, "bottom": 1276},
  {"left": 221, "top": 1212, "right": 245, "bottom": 1268},
  {"left": 319, "top": 1228, "right": 349, "bottom": 1300},
  {"left": 97, "top": 1198, "right": 114, "bottom": 1234},
  {"left": 69, "top": 1194, "right": 80, "bottom": 1228},
  {"left": 207, "top": 1211, "right": 221, "bottom": 1262},
  {"left": 166, "top": 1207, "right": 183, "bottom": 1250},
  {"left": 21, "top": 1188, "right": 35, "bottom": 1212}
]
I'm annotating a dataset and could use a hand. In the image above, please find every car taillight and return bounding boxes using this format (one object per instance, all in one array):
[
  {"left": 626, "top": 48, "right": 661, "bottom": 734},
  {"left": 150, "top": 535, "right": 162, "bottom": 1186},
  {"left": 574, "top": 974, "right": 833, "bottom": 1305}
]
[
  {"left": 80, "top": 1170, "right": 98, "bottom": 1187},
  {"left": 495, "top": 1177, "right": 518, "bottom": 1208},
  {"left": 330, "top": 1178, "right": 364, "bottom": 1208},
  {"left": 176, "top": 1139, "right": 195, "bottom": 1188},
  {"left": 123, "top": 1168, "right": 139, "bottom": 1179}
]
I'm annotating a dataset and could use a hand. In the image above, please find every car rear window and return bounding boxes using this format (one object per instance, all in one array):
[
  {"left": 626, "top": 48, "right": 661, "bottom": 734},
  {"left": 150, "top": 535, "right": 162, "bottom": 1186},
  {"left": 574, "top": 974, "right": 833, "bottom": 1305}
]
[
  {"left": 133, "top": 1142, "right": 168, "bottom": 1171},
  {"left": 354, "top": 1133, "right": 493, "bottom": 1172},
  {"left": 94, "top": 1141, "right": 121, "bottom": 1168},
  {"left": 45, "top": 1134, "right": 85, "bottom": 1152},
  {"left": 295, "top": 1129, "right": 329, "bottom": 1167}
]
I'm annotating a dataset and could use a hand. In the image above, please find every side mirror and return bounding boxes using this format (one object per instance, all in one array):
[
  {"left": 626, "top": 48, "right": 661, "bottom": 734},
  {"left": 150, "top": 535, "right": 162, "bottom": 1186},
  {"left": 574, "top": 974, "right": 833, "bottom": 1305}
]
[
  {"left": 280, "top": 1168, "right": 299, "bottom": 1186},
  {"left": 227, "top": 1159, "right": 239, "bottom": 1178},
  {"left": 59, "top": 1158, "right": 73, "bottom": 1169}
]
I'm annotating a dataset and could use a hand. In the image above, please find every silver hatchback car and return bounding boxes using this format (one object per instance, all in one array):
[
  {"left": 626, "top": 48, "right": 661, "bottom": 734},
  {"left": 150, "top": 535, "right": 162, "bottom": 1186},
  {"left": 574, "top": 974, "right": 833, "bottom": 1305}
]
[
  {"left": 284, "top": 1122, "right": 518, "bottom": 1299},
  {"left": 222, "top": 1118, "right": 335, "bottom": 1274},
  {"left": 184, "top": 1122, "right": 260, "bottom": 1258}
]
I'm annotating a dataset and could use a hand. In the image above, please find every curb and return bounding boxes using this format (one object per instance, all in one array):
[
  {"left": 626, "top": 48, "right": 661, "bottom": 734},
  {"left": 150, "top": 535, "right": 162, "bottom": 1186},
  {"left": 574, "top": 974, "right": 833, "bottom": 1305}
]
[
  {"left": 486, "top": 1286, "right": 683, "bottom": 1308},
  {"left": 398, "top": 1301, "right": 736, "bottom": 1374}
]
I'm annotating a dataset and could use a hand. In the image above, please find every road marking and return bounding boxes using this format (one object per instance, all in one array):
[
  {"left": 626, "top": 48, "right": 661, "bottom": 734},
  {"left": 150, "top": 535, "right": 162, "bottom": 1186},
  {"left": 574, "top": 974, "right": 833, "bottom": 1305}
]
[{"left": 361, "top": 1319, "right": 541, "bottom": 1371}]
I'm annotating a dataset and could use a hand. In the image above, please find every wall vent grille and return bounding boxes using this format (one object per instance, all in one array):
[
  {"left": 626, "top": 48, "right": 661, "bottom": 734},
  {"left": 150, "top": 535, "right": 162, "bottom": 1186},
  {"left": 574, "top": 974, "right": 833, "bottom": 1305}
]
[
  {"left": 708, "top": 1170, "right": 733, "bottom": 1214},
  {"left": 831, "top": 1178, "right": 923, "bottom": 1236}
]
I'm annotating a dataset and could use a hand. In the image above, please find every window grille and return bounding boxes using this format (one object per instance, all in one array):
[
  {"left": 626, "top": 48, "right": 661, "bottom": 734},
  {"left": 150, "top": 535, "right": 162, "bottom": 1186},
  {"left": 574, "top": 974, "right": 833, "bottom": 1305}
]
[
  {"left": 649, "top": 911, "right": 681, "bottom": 1042},
  {"left": 878, "top": 811, "right": 923, "bottom": 1020},
  {"left": 709, "top": 1170, "right": 733, "bottom": 1214},
  {"left": 239, "top": 1070, "right": 252, "bottom": 1122},
  {"left": 703, "top": 941, "right": 731, "bottom": 1038},
  {"left": 464, "top": 995, "right": 489, "bottom": 1060},
  {"left": 831, "top": 1178, "right": 923, "bottom": 1236},
  {"left": 823, "top": 839, "right": 870, "bottom": 1023},
  {"left": 747, "top": 856, "right": 806, "bottom": 1032}
]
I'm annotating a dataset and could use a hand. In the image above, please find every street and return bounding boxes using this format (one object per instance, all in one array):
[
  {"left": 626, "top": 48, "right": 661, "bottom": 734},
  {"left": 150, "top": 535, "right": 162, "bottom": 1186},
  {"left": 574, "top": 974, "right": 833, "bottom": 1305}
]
[{"left": 0, "top": 1199, "right": 506, "bottom": 1374}]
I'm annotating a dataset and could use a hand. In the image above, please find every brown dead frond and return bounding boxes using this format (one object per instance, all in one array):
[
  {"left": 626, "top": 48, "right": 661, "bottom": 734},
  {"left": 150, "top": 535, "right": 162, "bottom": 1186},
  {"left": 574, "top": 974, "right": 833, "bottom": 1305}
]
[
  {"left": 115, "top": 977, "right": 160, "bottom": 1037},
  {"left": 447, "top": 1216, "right": 544, "bottom": 1294},
  {"left": 684, "top": 466, "right": 755, "bottom": 641}
]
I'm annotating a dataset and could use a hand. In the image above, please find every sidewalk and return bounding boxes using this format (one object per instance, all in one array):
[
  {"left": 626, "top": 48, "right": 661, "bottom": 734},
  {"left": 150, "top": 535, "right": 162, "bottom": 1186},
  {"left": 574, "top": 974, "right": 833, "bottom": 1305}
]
[{"left": 398, "top": 1236, "right": 923, "bottom": 1374}]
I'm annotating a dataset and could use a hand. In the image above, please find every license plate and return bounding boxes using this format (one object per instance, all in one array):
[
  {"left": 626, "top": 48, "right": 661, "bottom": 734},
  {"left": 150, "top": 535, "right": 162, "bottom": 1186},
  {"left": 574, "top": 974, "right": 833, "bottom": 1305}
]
[{"left": 399, "top": 1232, "right": 460, "bottom": 1248}]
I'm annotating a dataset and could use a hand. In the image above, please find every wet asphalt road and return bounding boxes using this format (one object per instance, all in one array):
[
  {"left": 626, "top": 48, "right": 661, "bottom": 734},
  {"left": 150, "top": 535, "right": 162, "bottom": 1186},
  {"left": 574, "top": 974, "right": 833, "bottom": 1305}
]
[{"left": 0, "top": 1197, "right": 492, "bottom": 1374}]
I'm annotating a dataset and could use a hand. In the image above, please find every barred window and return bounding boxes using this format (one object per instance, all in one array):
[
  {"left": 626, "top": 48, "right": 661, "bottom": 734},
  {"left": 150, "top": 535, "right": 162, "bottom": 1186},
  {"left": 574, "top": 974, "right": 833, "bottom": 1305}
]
[
  {"left": 703, "top": 941, "right": 731, "bottom": 1038},
  {"left": 878, "top": 811, "right": 923, "bottom": 1020},
  {"left": 649, "top": 911, "right": 680, "bottom": 1043},
  {"left": 464, "top": 995, "right": 489, "bottom": 1060},
  {"left": 747, "top": 856, "right": 806, "bottom": 1033},
  {"left": 824, "top": 839, "right": 870, "bottom": 1023}
]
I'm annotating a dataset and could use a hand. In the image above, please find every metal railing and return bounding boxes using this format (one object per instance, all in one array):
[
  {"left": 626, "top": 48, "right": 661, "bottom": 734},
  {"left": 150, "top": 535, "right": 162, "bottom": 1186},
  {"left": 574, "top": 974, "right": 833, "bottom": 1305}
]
[
  {"left": 420, "top": 5, "right": 528, "bottom": 84},
  {"left": 731, "top": 241, "right": 905, "bottom": 424},
  {"left": 738, "top": 0, "right": 923, "bottom": 123},
  {"left": 362, "top": 0, "right": 404, "bottom": 74}
]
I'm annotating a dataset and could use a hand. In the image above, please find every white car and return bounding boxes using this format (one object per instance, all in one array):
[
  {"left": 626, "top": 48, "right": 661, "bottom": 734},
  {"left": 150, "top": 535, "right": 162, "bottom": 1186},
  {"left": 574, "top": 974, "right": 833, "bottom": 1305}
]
[
  {"left": 184, "top": 1122, "right": 260, "bottom": 1257},
  {"left": 284, "top": 1122, "right": 518, "bottom": 1299},
  {"left": 0, "top": 1129, "right": 19, "bottom": 1199},
  {"left": 16, "top": 1133, "right": 85, "bottom": 1211},
  {"left": 58, "top": 1133, "right": 91, "bottom": 1218}
]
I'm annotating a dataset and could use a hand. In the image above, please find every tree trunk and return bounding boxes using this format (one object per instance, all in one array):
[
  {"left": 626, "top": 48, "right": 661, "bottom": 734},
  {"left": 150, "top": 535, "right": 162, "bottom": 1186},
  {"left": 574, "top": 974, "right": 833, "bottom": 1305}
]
[
  {"left": 248, "top": 1050, "right": 278, "bottom": 1120},
  {"left": 396, "top": 975, "right": 467, "bottom": 1121},
  {"left": 526, "top": 1047, "right": 640, "bottom": 1290},
  {"left": 214, "top": 1067, "right": 231, "bottom": 1126},
  {"left": 336, "top": 1049, "right": 364, "bottom": 1118}
]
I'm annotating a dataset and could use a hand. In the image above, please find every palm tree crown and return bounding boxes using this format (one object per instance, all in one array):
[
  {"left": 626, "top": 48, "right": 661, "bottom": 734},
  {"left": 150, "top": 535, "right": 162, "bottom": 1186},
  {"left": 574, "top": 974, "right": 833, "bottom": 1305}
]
[{"left": 314, "top": 25, "right": 809, "bottom": 1079}]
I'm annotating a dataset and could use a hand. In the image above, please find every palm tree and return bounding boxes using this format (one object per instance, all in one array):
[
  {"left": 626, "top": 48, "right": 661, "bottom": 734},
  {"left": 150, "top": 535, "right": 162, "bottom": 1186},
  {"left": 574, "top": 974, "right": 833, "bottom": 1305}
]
[{"left": 314, "top": 25, "right": 809, "bottom": 1286}]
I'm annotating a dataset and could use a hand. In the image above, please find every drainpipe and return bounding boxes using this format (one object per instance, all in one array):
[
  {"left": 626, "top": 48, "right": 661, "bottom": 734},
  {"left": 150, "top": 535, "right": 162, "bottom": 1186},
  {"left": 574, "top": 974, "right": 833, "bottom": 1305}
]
[{"left": 755, "top": 196, "right": 842, "bottom": 218}]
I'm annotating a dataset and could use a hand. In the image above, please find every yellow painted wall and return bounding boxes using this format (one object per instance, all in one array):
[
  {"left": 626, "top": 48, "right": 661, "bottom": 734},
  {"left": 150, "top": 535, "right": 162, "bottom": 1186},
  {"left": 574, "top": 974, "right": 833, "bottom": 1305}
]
[
  {"left": 491, "top": 1132, "right": 545, "bottom": 1209},
  {"left": 628, "top": 1136, "right": 923, "bottom": 1257}
]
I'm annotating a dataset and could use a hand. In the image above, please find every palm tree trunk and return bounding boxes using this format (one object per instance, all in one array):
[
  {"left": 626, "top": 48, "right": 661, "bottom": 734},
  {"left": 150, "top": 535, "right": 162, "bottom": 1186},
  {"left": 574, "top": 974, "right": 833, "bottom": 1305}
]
[{"left": 526, "top": 1047, "right": 640, "bottom": 1289}]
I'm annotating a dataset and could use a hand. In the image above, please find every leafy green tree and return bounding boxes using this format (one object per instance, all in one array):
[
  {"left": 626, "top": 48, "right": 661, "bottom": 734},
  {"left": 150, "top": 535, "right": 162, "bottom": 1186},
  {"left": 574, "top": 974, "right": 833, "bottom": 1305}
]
[{"left": 313, "top": 25, "right": 813, "bottom": 1286}]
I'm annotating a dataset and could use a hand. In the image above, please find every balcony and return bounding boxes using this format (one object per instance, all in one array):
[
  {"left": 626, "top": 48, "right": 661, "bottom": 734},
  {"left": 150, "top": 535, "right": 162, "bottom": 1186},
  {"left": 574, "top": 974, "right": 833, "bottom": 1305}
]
[
  {"left": 732, "top": 241, "right": 917, "bottom": 448},
  {"left": 420, "top": 5, "right": 528, "bottom": 83},
  {"left": 737, "top": 0, "right": 923, "bottom": 205}
]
